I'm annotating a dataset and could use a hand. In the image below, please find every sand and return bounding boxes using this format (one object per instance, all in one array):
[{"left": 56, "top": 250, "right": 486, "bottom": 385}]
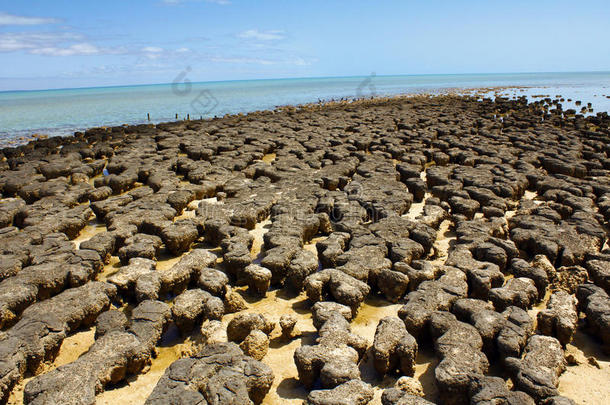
[{"left": 559, "top": 330, "right": 610, "bottom": 404}]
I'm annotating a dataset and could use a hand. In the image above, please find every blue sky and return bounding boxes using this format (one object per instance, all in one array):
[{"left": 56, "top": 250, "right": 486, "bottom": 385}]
[{"left": 0, "top": 0, "right": 609, "bottom": 91}]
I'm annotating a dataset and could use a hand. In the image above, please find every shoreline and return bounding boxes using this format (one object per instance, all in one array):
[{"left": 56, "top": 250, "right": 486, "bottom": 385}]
[
  {"left": 1, "top": 94, "right": 609, "bottom": 405},
  {"left": 2, "top": 76, "right": 610, "bottom": 149},
  {"left": 5, "top": 70, "right": 610, "bottom": 94},
  {"left": 0, "top": 90, "right": 600, "bottom": 151}
]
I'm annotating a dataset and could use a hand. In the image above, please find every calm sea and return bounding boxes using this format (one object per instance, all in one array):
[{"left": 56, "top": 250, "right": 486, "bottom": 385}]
[{"left": 1, "top": 71, "right": 610, "bottom": 146}]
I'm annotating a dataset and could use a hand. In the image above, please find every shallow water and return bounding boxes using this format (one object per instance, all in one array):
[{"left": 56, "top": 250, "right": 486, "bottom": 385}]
[{"left": 2, "top": 71, "right": 610, "bottom": 146}]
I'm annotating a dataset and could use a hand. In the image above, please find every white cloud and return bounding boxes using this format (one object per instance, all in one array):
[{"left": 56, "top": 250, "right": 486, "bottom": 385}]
[
  {"left": 293, "top": 57, "right": 311, "bottom": 66},
  {"left": 141, "top": 46, "right": 165, "bottom": 60},
  {"left": 0, "top": 32, "right": 82, "bottom": 52},
  {"left": 210, "top": 54, "right": 314, "bottom": 66},
  {"left": 0, "top": 12, "right": 59, "bottom": 26},
  {"left": 30, "top": 43, "right": 103, "bottom": 56},
  {"left": 137, "top": 46, "right": 192, "bottom": 61},
  {"left": 211, "top": 56, "right": 276, "bottom": 65},
  {"left": 142, "top": 46, "right": 164, "bottom": 53},
  {"left": 162, "top": 0, "right": 231, "bottom": 5},
  {"left": 0, "top": 32, "right": 126, "bottom": 56},
  {"left": 238, "top": 29, "right": 285, "bottom": 41}
]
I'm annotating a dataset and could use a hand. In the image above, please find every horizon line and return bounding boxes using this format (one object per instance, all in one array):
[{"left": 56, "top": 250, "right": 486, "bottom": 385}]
[{"left": 2, "top": 70, "right": 610, "bottom": 94}]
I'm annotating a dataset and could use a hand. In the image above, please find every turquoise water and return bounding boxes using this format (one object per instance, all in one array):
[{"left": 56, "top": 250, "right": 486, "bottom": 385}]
[{"left": 1, "top": 72, "right": 610, "bottom": 146}]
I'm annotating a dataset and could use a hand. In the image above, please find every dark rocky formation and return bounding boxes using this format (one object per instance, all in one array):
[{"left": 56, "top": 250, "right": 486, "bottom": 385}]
[
  {"left": 372, "top": 317, "right": 417, "bottom": 376},
  {"left": 117, "top": 233, "right": 163, "bottom": 264},
  {"left": 2, "top": 94, "right": 609, "bottom": 404},
  {"left": 505, "top": 335, "right": 566, "bottom": 401},
  {"left": 107, "top": 257, "right": 156, "bottom": 300},
  {"left": 429, "top": 311, "right": 489, "bottom": 405},
  {"left": 381, "top": 376, "right": 432, "bottom": 405},
  {"left": 294, "top": 312, "right": 367, "bottom": 389},
  {"left": 0, "top": 233, "right": 103, "bottom": 328},
  {"left": 509, "top": 258, "right": 549, "bottom": 297},
  {"left": 586, "top": 259, "right": 610, "bottom": 293},
  {"left": 304, "top": 269, "right": 371, "bottom": 311},
  {"left": 576, "top": 283, "right": 610, "bottom": 354},
  {"left": 452, "top": 298, "right": 534, "bottom": 359},
  {"left": 488, "top": 277, "right": 538, "bottom": 311},
  {"left": 239, "top": 329, "right": 270, "bottom": 360},
  {"left": 286, "top": 249, "right": 319, "bottom": 292},
  {"left": 537, "top": 290, "right": 578, "bottom": 346},
  {"left": 160, "top": 249, "right": 218, "bottom": 296},
  {"left": 382, "top": 391, "right": 434, "bottom": 405},
  {"left": 172, "top": 289, "right": 224, "bottom": 335},
  {"left": 279, "top": 313, "right": 299, "bottom": 339},
  {"left": 0, "top": 282, "right": 116, "bottom": 403},
  {"left": 144, "top": 342, "right": 274, "bottom": 405},
  {"left": 398, "top": 267, "right": 468, "bottom": 336},
  {"left": 197, "top": 267, "right": 229, "bottom": 296},
  {"left": 24, "top": 300, "right": 172, "bottom": 405},
  {"left": 469, "top": 376, "right": 535, "bottom": 405},
  {"left": 226, "top": 312, "right": 275, "bottom": 343},
  {"left": 307, "top": 379, "right": 374, "bottom": 405},
  {"left": 94, "top": 309, "right": 128, "bottom": 339},
  {"left": 243, "top": 264, "right": 272, "bottom": 296},
  {"left": 311, "top": 301, "right": 354, "bottom": 329}
]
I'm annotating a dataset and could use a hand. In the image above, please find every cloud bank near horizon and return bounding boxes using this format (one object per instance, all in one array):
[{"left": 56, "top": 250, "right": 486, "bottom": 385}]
[{"left": 1, "top": 0, "right": 609, "bottom": 91}]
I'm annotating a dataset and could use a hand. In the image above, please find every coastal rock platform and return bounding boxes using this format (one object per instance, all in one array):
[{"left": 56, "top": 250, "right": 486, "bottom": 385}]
[{"left": 1, "top": 94, "right": 609, "bottom": 404}]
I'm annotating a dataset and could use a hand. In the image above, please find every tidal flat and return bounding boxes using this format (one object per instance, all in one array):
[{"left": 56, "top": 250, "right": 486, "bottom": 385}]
[{"left": 1, "top": 94, "right": 609, "bottom": 405}]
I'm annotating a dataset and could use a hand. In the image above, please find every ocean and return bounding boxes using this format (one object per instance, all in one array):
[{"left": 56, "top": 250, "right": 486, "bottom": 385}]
[{"left": 1, "top": 71, "right": 610, "bottom": 147}]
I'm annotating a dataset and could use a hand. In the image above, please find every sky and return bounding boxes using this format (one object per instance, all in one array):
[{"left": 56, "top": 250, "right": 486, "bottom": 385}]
[{"left": 0, "top": 0, "right": 609, "bottom": 91}]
